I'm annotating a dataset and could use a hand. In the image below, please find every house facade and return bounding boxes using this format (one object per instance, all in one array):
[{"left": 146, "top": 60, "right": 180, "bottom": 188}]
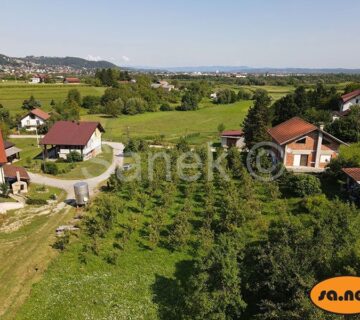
[
  {"left": 220, "top": 130, "right": 245, "bottom": 149},
  {"left": 0, "top": 131, "right": 6, "bottom": 184},
  {"left": 340, "top": 89, "right": 360, "bottom": 112},
  {"left": 268, "top": 117, "right": 347, "bottom": 172},
  {"left": 40, "top": 121, "right": 105, "bottom": 161},
  {"left": 20, "top": 108, "right": 50, "bottom": 131}
]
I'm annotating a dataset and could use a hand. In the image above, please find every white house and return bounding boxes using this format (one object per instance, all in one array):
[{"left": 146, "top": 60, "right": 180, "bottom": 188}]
[
  {"left": 220, "top": 130, "right": 245, "bottom": 149},
  {"left": 20, "top": 108, "right": 50, "bottom": 131},
  {"left": 340, "top": 89, "right": 360, "bottom": 112},
  {"left": 29, "top": 77, "right": 41, "bottom": 84},
  {"left": 40, "top": 121, "right": 105, "bottom": 161}
]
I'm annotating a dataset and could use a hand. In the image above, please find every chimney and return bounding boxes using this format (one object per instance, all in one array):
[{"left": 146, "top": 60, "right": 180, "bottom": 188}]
[
  {"left": 319, "top": 123, "right": 324, "bottom": 131},
  {"left": 16, "top": 171, "right": 20, "bottom": 182}
]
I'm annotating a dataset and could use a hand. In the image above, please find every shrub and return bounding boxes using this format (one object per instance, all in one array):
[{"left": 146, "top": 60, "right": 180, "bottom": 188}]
[
  {"left": 288, "top": 174, "right": 322, "bottom": 197},
  {"left": 26, "top": 198, "right": 48, "bottom": 205},
  {"left": 66, "top": 151, "right": 83, "bottom": 162},
  {"left": 160, "top": 103, "right": 174, "bottom": 111},
  {"left": 41, "top": 162, "right": 59, "bottom": 175}
]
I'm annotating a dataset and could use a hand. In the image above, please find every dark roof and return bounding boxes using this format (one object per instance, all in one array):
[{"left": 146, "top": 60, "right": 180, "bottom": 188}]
[
  {"left": 333, "top": 109, "right": 351, "bottom": 117},
  {"left": 40, "top": 121, "right": 104, "bottom": 146},
  {"left": 268, "top": 117, "right": 318, "bottom": 145},
  {"left": 342, "top": 168, "right": 360, "bottom": 182},
  {"left": 221, "top": 130, "right": 244, "bottom": 137},
  {"left": 3, "top": 165, "right": 30, "bottom": 180},
  {"left": 341, "top": 89, "right": 360, "bottom": 103},
  {"left": 4, "top": 141, "right": 14, "bottom": 149},
  {"left": 0, "top": 131, "right": 7, "bottom": 164},
  {"left": 30, "top": 108, "right": 50, "bottom": 120}
]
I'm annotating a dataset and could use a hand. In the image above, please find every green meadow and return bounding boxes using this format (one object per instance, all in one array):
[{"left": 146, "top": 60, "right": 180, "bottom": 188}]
[{"left": 0, "top": 82, "right": 105, "bottom": 115}]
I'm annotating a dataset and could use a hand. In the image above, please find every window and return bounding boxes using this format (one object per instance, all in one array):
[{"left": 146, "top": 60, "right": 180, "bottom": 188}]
[
  {"left": 295, "top": 137, "right": 306, "bottom": 144},
  {"left": 320, "top": 155, "right": 331, "bottom": 163}
]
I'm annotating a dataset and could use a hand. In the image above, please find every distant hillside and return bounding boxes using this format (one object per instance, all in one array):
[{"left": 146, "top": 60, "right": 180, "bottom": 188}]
[
  {"left": 0, "top": 53, "right": 118, "bottom": 70},
  {"left": 24, "top": 56, "right": 117, "bottom": 69}
]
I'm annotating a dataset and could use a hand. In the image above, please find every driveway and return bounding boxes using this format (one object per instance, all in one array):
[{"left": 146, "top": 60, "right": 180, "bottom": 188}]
[{"left": 27, "top": 141, "right": 124, "bottom": 201}]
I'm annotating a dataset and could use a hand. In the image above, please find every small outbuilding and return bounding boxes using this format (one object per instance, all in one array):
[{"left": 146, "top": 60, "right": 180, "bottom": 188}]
[{"left": 220, "top": 130, "right": 245, "bottom": 149}]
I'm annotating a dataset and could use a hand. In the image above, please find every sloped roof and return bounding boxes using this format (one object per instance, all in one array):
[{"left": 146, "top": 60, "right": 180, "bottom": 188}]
[
  {"left": 3, "top": 165, "right": 30, "bottom": 180},
  {"left": 4, "top": 141, "right": 14, "bottom": 149},
  {"left": 0, "top": 131, "right": 7, "bottom": 164},
  {"left": 30, "top": 108, "right": 50, "bottom": 120},
  {"left": 221, "top": 130, "right": 244, "bottom": 137},
  {"left": 267, "top": 117, "right": 318, "bottom": 145},
  {"left": 341, "top": 89, "right": 360, "bottom": 103},
  {"left": 342, "top": 168, "right": 360, "bottom": 182},
  {"left": 40, "top": 121, "right": 104, "bottom": 146},
  {"left": 64, "top": 77, "right": 80, "bottom": 83}
]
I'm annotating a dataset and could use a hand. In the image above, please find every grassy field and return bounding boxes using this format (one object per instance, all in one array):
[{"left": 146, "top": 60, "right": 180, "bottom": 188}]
[
  {"left": 0, "top": 82, "right": 105, "bottom": 115},
  {"left": 0, "top": 184, "right": 70, "bottom": 319},
  {"left": 8, "top": 138, "right": 113, "bottom": 179},
  {"left": 83, "top": 99, "right": 254, "bottom": 144}
]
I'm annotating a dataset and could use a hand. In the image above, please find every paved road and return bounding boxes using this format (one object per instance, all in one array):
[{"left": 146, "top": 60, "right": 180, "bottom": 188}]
[{"left": 28, "top": 142, "right": 124, "bottom": 200}]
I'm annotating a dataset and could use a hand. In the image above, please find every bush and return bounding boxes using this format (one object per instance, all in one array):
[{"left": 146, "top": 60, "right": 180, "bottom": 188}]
[
  {"left": 160, "top": 103, "right": 174, "bottom": 111},
  {"left": 66, "top": 151, "right": 83, "bottom": 162},
  {"left": 26, "top": 198, "right": 48, "bottom": 205},
  {"left": 288, "top": 174, "right": 322, "bottom": 197},
  {"left": 41, "top": 162, "right": 59, "bottom": 175}
]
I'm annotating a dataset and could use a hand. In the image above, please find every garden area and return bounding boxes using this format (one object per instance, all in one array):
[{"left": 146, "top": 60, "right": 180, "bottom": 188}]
[{"left": 8, "top": 138, "right": 113, "bottom": 179}]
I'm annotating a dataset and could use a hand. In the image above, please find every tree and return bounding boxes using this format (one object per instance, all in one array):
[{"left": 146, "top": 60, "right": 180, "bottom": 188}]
[
  {"left": 215, "top": 89, "right": 237, "bottom": 104},
  {"left": 82, "top": 95, "right": 101, "bottom": 109},
  {"left": 22, "top": 95, "right": 41, "bottom": 111},
  {"left": 243, "top": 90, "right": 271, "bottom": 149},
  {"left": 168, "top": 201, "right": 192, "bottom": 250},
  {"left": 237, "top": 88, "right": 252, "bottom": 100},
  {"left": 178, "top": 92, "right": 199, "bottom": 111},
  {"left": 326, "top": 105, "right": 360, "bottom": 142},
  {"left": 105, "top": 98, "right": 124, "bottom": 117},
  {"left": 217, "top": 123, "right": 226, "bottom": 133},
  {"left": 272, "top": 94, "right": 300, "bottom": 125},
  {"left": 287, "top": 173, "right": 322, "bottom": 197},
  {"left": 67, "top": 89, "right": 82, "bottom": 105},
  {"left": 183, "top": 232, "right": 246, "bottom": 319},
  {"left": 124, "top": 97, "right": 146, "bottom": 115},
  {"left": 54, "top": 99, "right": 80, "bottom": 120}
]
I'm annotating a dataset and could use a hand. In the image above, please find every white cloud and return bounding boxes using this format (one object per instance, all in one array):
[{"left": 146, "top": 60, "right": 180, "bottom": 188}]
[
  {"left": 122, "top": 55, "right": 130, "bottom": 62},
  {"left": 85, "top": 55, "right": 103, "bottom": 61}
]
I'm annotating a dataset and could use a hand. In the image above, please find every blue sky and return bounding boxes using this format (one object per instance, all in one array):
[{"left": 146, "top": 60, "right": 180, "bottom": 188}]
[{"left": 1, "top": 0, "right": 359, "bottom": 68}]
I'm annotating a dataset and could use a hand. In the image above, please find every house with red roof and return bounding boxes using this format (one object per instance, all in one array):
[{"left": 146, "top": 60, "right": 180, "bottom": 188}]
[
  {"left": 220, "top": 130, "right": 245, "bottom": 149},
  {"left": 40, "top": 121, "right": 105, "bottom": 161},
  {"left": 0, "top": 131, "right": 29, "bottom": 194},
  {"left": 342, "top": 168, "right": 360, "bottom": 201},
  {"left": 20, "top": 108, "right": 50, "bottom": 131},
  {"left": 63, "top": 77, "right": 81, "bottom": 84},
  {"left": 268, "top": 117, "right": 348, "bottom": 172},
  {"left": 0, "top": 131, "right": 7, "bottom": 184},
  {"left": 340, "top": 89, "right": 360, "bottom": 113}
]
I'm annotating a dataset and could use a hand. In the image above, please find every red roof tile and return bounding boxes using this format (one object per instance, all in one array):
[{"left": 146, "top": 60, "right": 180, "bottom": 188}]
[
  {"left": 3, "top": 165, "right": 30, "bottom": 180},
  {"left": 342, "top": 168, "right": 360, "bottom": 182},
  {"left": 341, "top": 89, "right": 360, "bottom": 103},
  {"left": 0, "top": 131, "right": 7, "bottom": 164},
  {"left": 30, "top": 108, "right": 50, "bottom": 120},
  {"left": 221, "top": 130, "right": 244, "bottom": 137},
  {"left": 40, "top": 121, "right": 104, "bottom": 146},
  {"left": 268, "top": 117, "right": 317, "bottom": 145},
  {"left": 64, "top": 77, "right": 80, "bottom": 83}
]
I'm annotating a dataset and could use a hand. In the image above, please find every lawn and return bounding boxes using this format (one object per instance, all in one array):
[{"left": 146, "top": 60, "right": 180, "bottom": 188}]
[
  {"left": 83, "top": 99, "right": 253, "bottom": 144},
  {"left": 8, "top": 138, "right": 113, "bottom": 179},
  {"left": 0, "top": 82, "right": 106, "bottom": 115},
  {"left": 0, "top": 182, "right": 73, "bottom": 319}
]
